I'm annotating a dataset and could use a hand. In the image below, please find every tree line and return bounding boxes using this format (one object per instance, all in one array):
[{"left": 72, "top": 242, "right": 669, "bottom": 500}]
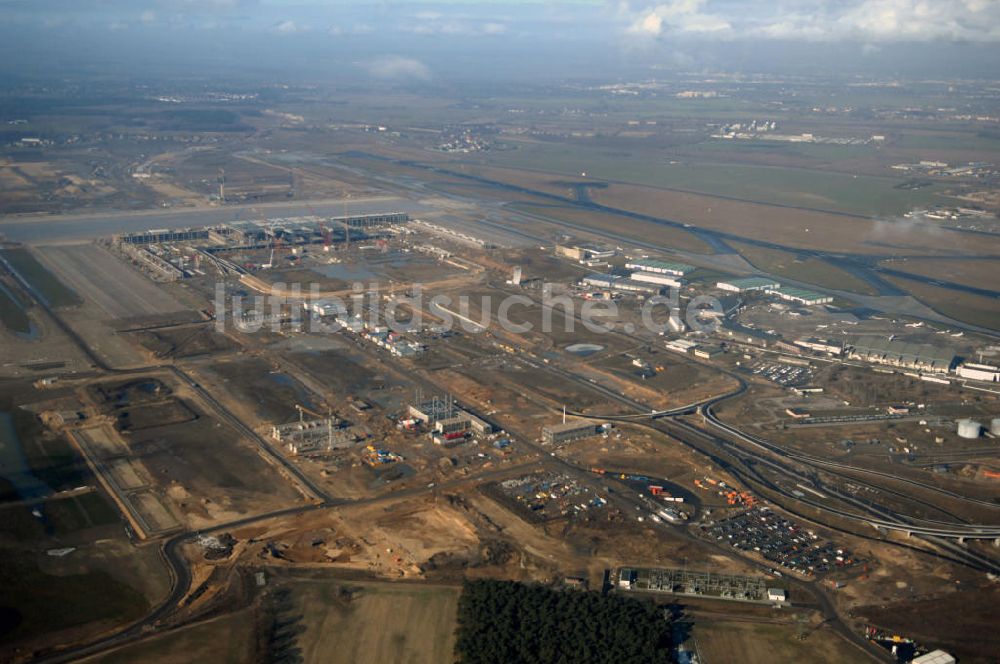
[{"left": 455, "top": 579, "right": 674, "bottom": 664}]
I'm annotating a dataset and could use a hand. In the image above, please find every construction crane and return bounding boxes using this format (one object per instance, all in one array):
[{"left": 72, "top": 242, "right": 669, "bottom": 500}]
[
  {"left": 303, "top": 201, "right": 333, "bottom": 253},
  {"left": 262, "top": 235, "right": 277, "bottom": 269},
  {"left": 294, "top": 403, "right": 329, "bottom": 422}
]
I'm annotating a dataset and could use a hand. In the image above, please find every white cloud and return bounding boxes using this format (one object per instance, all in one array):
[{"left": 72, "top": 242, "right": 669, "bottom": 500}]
[
  {"left": 140, "top": 10, "right": 156, "bottom": 24},
  {"left": 402, "top": 16, "right": 510, "bottom": 37},
  {"left": 628, "top": 0, "right": 730, "bottom": 37},
  {"left": 364, "top": 56, "right": 432, "bottom": 81},
  {"left": 623, "top": 0, "right": 1000, "bottom": 41},
  {"left": 273, "top": 19, "right": 299, "bottom": 34}
]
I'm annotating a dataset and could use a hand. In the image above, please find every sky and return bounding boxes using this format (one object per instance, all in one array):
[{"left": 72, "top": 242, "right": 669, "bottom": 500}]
[{"left": 1, "top": 1, "right": 999, "bottom": 81}]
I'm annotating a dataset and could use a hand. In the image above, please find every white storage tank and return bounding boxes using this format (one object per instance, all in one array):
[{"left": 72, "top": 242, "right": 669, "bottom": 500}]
[
  {"left": 991, "top": 418, "right": 1000, "bottom": 436},
  {"left": 956, "top": 418, "right": 981, "bottom": 439}
]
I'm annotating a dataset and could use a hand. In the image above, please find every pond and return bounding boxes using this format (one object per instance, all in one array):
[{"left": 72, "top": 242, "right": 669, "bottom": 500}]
[
  {"left": 0, "top": 412, "right": 52, "bottom": 503},
  {"left": 565, "top": 343, "right": 605, "bottom": 357}
]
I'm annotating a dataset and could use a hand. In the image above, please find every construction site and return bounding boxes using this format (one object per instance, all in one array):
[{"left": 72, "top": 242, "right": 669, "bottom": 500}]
[{"left": 2, "top": 187, "right": 999, "bottom": 664}]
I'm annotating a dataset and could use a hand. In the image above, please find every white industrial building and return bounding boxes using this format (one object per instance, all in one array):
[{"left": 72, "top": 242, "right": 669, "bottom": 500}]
[
  {"left": 305, "top": 299, "right": 345, "bottom": 317},
  {"left": 581, "top": 274, "right": 661, "bottom": 293},
  {"left": 764, "top": 286, "right": 833, "bottom": 306},
  {"left": 618, "top": 568, "right": 637, "bottom": 588},
  {"left": 911, "top": 650, "right": 956, "bottom": 664},
  {"left": 582, "top": 273, "right": 617, "bottom": 288},
  {"left": 665, "top": 339, "right": 700, "bottom": 354},
  {"left": 717, "top": 277, "right": 780, "bottom": 293},
  {"left": 766, "top": 588, "right": 787, "bottom": 602},
  {"left": 956, "top": 362, "right": 1000, "bottom": 382},
  {"left": 629, "top": 271, "right": 683, "bottom": 288},
  {"left": 625, "top": 258, "right": 694, "bottom": 277},
  {"left": 794, "top": 338, "right": 843, "bottom": 356}
]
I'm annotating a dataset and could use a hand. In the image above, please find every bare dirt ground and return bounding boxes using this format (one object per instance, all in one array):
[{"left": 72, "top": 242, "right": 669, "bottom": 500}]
[
  {"left": 854, "top": 582, "right": 1000, "bottom": 663},
  {"left": 231, "top": 496, "right": 484, "bottom": 578}
]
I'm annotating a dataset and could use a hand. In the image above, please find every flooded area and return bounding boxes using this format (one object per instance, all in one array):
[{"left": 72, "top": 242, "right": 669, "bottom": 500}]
[
  {"left": 0, "top": 281, "right": 37, "bottom": 338},
  {"left": 0, "top": 412, "right": 51, "bottom": 502}
]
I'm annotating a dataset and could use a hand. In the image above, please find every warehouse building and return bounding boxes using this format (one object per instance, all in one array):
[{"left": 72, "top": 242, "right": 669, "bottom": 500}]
[
  {"left": 629, "top": 271, "right": 683, "bottom": 288},
  {"left": 794, "top": 338, "right": 843, "bottom": 356},
  {"left": 581, "top": 274, "right": 661, "bottom": 293},
  {"left": 557, "top": 243, "right": 617, "bottom": 261},
  {"left": 542, "top": 419, "right": 606, "bottom": 444},
  {"left": 624, "top": 258, "right": 695, "bottom": 277},
  {"left": 582, "top": 273, "right": 618, "bottom": 288},
  {"left": 956, "top": 362, "right": 1000, "bottom": 382},
  {"left": 408, "top": 395, "right": 494, "bottom": 435},
  {"left": 694, "top": 345, "right": 725, "bottom": 360},
  {"left": 848, "top": 338, "right": 955, "bottom": 373},
  {"left": 911, "top": 651, "right": 956, "bottom": 664},
  {"left": 615, "top": 279, "right": 662, "bottom": 294},
  {"left": 716, "top": 277, "right": 781, "bottom": 293},
  {"left": 764, "top": 286, "right": 833, "bottom": 306}
]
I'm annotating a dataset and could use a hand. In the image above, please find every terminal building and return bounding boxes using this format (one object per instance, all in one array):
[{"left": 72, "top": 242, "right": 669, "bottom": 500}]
[
  {"left": 716, "top": 277, "right": 781, "bottom": 293},
  {"left": 848, "top": 338, "right": 955, "bottom": 373},
  {"left": 116, "top": 228, "right": 211, "bottom": 245}
]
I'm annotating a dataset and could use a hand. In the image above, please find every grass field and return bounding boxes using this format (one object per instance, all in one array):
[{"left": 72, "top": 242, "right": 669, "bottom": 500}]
[
  {"left": 0, "top": 247, "right": 81, "bottom": 308},
  {"left": 692, "top": 620, "right": 867, "bottom": 664},
  {"left": 727, "top": 241, "right": 878, "bottom": 296},
  {"left": 510, "top": 201, "right": 714, "bottom": 254},
  {"left": 475, "top": 141, "right": 949, "bottom": 217},
  {"left": 879, "top": 257, "right": 1000, "bottom": 292},
  {"left": 85, "top": 610, "right": 257, "bottom": 664},
  {"left": 293, "top": 579, "right": 460, "bottom": 664},
  {"left": 883, "top": 274, "right": 1000, "bottom": 331}
]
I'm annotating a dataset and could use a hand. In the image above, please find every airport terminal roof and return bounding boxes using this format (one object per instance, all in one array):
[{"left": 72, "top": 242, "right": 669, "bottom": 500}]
[{"left": 850, "top": 337, "right": 955, "bottom": 369}]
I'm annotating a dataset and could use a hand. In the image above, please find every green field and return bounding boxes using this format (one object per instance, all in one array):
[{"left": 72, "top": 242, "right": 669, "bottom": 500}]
[
  {"left": 728, "top": 240, "right": 878, "bottom": 296},
  {"left": 684, "top": 139, "right": 875, "bottom": 162},
  {"left": 894, "top": 131, "right": 1000, "bottom": 152},
  {"left": 475, "top": 142, "right": 949, "bottom": 217},
  {"left": 0, "top": 248, "right": 81, "bottom": 308}
]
